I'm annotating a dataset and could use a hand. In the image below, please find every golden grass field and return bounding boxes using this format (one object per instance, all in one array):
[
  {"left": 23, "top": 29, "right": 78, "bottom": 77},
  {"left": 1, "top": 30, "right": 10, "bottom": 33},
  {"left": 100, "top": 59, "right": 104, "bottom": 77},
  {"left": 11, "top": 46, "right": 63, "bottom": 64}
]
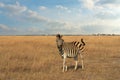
[{"left": 0, "top": 36, "right": 120, "bottom": 80}]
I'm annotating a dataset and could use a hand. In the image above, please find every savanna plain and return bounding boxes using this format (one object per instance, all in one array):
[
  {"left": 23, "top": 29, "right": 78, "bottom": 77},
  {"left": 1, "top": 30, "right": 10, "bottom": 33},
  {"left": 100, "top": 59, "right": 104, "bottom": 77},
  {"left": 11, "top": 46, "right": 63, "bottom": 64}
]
[{"left": 0, "top": 36, "right": 120, "bottom": 80}]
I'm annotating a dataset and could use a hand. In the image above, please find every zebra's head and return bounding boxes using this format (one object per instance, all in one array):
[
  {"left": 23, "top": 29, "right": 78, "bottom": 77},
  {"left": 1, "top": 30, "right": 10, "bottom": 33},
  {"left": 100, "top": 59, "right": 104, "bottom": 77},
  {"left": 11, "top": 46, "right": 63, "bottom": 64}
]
[
  {"left": 56, "top": 34, "right": 64, "bottom": 46},
  {"left": 56, "top": 34, "right": 64, "bottom": 58},
  {"left": 56, "top": 34, "right": 62, "bottom": 39}
]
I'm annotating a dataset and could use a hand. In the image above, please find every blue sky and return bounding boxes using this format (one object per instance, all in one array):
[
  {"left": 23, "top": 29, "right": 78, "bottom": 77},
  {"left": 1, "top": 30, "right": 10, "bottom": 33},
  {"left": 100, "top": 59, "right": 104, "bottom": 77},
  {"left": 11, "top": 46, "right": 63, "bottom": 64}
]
[{"left": 0, "top": 0, "right": 120, "bottom": 35}]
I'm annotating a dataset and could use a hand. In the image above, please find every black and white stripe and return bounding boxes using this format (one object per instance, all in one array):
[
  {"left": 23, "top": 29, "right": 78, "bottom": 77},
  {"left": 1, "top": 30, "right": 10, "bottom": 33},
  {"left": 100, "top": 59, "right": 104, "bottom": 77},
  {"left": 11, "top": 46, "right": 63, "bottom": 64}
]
[
  {"left": 56, "top": 34, "right": 85, "bottom": 72},
  {"left": 62, "top": 42, "right": 79, "bottom": 58},
  {"left": 72, "top": 39, "right": 85, "bottom": 51}
]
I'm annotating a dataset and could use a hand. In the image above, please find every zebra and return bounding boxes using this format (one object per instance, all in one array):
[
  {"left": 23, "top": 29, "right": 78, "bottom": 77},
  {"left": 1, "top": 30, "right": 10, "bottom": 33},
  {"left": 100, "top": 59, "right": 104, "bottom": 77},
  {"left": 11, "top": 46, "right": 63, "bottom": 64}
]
[{"left": 56, "top": 34, "right": 85, "bottom": 72}]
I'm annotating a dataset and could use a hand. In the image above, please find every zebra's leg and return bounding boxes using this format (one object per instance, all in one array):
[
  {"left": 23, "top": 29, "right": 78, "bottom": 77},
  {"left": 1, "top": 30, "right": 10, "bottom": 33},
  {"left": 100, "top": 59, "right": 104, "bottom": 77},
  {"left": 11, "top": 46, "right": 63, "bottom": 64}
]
[
  {"left": 80, "top": 54, "right": 84, "bottom": 69},
  {"left": 74, "top": 56, "right": 78, "bottom": 70},
  {"left": 75, "top": 60, "right": 78, "bottom": 70},
  {"left": 65, "top": 64, "right": 68, "bottom": 72},
  {"left": 63, "top": 58, "right": 65, "bottom": 72},
  {"left": 62, "top": 54, "right": 67, "bottom": 72},
  {"left": 63, "top": 53, "right": 67, "bottom": 72},
  {"left": 63, "top": 58, "right": 67, "bottom": 72}
]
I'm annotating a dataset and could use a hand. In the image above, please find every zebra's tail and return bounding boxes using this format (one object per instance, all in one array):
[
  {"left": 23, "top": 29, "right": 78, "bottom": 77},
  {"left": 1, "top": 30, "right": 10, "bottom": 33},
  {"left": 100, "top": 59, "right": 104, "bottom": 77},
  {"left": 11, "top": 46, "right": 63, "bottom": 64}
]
[
  {"left": 79, "top": 38, "right": 85, "bottom": 51},
  {"left": 81, "top": 38, "right": 85, "bottom": 46}
]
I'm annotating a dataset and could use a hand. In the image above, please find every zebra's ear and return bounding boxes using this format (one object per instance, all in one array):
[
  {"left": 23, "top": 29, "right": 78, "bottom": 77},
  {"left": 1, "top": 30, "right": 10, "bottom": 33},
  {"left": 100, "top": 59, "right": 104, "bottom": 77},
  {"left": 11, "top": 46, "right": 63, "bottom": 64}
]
[{"left": 56, "top": 34, "right": 63, "bottom": 38}]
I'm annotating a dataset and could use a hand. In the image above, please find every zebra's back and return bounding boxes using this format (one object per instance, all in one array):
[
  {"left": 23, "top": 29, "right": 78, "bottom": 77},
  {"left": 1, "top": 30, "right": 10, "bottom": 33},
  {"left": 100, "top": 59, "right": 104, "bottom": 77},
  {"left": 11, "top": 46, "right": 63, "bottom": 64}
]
[{"left": 63, "top": 43, "right": 80, "bottom": 58}]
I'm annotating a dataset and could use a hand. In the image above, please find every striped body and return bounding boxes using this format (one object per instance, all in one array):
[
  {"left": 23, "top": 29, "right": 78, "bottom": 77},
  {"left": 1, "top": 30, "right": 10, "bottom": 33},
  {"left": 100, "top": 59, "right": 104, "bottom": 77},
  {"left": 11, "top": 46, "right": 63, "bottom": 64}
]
[
  {"left": 61, "top": 40, "right": 85, "bottom": 72},
  {"left": 56, "top": 34, "right": 85, "bottom": 72},
  {"left": 62, "top": 42, "right": 80, "bottom": 58}
]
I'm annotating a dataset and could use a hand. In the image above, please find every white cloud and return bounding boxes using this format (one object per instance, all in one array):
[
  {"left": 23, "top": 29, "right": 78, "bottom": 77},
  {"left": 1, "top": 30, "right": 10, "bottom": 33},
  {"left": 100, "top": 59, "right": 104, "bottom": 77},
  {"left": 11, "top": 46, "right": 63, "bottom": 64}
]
[
  {"left": 0, "top": 1, "right": 120, "bottom": 35},
  {"left": 56, "top": 5, "right": 71, "bottom": 13},
  {"left": 26, "top": 10, "right": 49, "bottom": 23},
  {"left": 0, "top": 2, "right": 4, "bottom": 7},
  {"left": 98, "top": 0, "right": 120, "bottom": 5},
  {"left": 80, "top": 0, "right": 120, "bottom": 20},
  {"left": 0, "top": 24, "right": 20, "bottom": 35},
  {"left": 82, "top": 0, "right": 95, "bottom": 9},
  {"left": 56, "top": 5, "right": 68, "bottom": 10},
  {"left": 28, "top": 27, "right": 44, "bottom": 34},
  {"left": 7, "top": 2, "right": 27, "bottom": 15},
  {"left": 81, "top": 0, "right": 120, "bottom": 11},
  {"left": 39, "top": 6, "right": 47, "bottom": 10},
  {"left": 79, "top": 17, "right": 120, "bottom": 34},
  {"left": 0, "top": 24, "right": 10, "bottom": 31},
  {"left": 95, "top": 4, "right": 120, "bottom": 19},
  {"left": 0, "top": 2, "right": 75, "bottom": 34},
  {"left": 80, "top": 0, "right": 99, "bottom": 10},
  {"left": 0, "top": 1, "right": 27, "bottom": 16},
  {"left": 0, "top": 2, "right": 49, "bottom": 23}
]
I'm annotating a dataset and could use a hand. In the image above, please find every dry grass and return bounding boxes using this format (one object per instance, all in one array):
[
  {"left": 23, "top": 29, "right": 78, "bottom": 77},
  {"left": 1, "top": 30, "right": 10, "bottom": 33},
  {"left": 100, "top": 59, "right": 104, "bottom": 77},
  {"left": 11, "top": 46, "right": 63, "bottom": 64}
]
[{"left": 0, "top": 36, "right": 120, "bottom": 80}]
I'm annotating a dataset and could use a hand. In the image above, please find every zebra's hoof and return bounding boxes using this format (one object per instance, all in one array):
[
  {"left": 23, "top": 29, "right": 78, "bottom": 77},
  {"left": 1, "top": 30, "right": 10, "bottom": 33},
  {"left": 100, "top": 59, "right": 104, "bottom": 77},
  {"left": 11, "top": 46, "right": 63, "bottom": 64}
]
[
  {"left": 82, "top": 66, "right": 84, "bottom": 70},
  {"left": 74, "top": 68, "right": 77, "bottom": 71}
]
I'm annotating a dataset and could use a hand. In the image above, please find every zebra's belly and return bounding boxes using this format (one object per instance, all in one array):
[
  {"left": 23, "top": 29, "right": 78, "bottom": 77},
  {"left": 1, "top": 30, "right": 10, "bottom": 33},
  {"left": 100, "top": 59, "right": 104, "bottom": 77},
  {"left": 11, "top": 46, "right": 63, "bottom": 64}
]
[{"left": 67, "top": 53, "right": 77, "bottom": 58}]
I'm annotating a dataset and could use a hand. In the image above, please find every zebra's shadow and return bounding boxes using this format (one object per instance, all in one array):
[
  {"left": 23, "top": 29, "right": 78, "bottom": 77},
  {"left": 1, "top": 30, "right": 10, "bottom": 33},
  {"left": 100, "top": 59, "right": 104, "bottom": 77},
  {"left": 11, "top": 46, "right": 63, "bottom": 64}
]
[
  {"left": 61, "top": 65, "right": 82, "bottom": 71},
  {"left": 67, "top": 65, "right": 82, "bottom": 70}
]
